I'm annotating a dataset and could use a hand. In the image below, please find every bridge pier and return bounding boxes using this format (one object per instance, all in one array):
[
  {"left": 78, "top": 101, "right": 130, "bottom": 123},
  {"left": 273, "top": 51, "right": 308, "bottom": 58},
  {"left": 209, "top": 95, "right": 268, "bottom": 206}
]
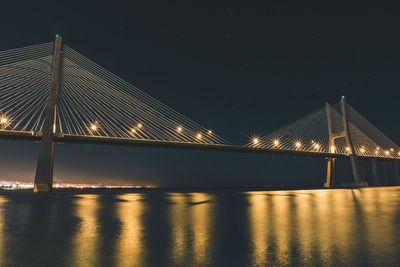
[
  {"left": 394, "top": 160, "right": 400, "bottom": 185},
  {"left": 324, "top": 158, "right": 335, "bottom": 187},
  {"left": 324, "top": 103, "right": 337, "bottom": 188},
  {"left": 382, "top": 161, "right": 389, "bottom": 185},
  {"left": 33, "top": 36, "right": 63, "bottom": 193},
  {"left": 371, "top": 159, "right": 380, "bottom": 185}
]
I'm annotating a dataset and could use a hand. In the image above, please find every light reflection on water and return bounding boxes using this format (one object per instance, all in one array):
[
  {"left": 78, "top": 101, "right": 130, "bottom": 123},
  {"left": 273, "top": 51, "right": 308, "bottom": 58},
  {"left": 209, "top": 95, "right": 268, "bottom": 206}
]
[
  {"left": 116, "top": 194, "right": 146, "bottom": 267},
  {"left": 0, "top": 187, "right": 399, "bottom": 266},
  {"left": 167, "top": 193, "right": 215, "bottom": 266},
  {"left": 71, "top": 194, "right": 100, "bottom": 266}
]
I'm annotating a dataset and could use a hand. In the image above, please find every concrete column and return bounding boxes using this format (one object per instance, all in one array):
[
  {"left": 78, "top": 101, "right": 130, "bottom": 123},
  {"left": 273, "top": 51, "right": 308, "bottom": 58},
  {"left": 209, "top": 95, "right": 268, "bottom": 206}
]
[
  {"left": 324, "top": 158, "right": 336, "bottom": 188},
  {"left": 359, "top": 159, "right": 366, "bottom": 184},
  {"left": 371, "top": 159, "right": 380, "bottom": 185},
  {"left": 394, "top": 160, "right": 400, "bottom": 185},
  {"left": 341, "top": 97, "right": 361, "bottom": 187},
  {"left": 33, "top": 35, "right": 63, "bottom": 193},
  {"left": 382, "top": 161, "right": 389, "bottom": 185},
  {"left": 324, "top": 102, "right": 335, "bottom": 188}
]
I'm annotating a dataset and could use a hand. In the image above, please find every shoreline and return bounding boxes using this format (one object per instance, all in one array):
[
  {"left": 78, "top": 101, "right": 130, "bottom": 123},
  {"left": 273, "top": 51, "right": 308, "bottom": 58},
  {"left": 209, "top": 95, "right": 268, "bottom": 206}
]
[{"left": 1, "top": 185, "right": 398, "bottom": 194}]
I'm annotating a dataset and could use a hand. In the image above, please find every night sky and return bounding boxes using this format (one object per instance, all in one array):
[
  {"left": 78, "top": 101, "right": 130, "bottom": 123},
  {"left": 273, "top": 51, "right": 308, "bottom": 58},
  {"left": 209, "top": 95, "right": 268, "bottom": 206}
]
[{"left": 0, "top": 2, "right": 399, "bottom": 186}]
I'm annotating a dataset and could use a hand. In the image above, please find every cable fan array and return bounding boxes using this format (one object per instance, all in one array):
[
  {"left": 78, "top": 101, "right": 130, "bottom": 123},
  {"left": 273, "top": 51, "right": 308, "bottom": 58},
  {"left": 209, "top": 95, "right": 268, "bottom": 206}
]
[
  {"left": 246, "top": 102, "right": 400, "bottom": 159},
  {"left": 0, "top": 41, "right": 398, "bottom": 155},
  {"left": 0, "top": 42, "right": 53, "bottom": 132},
  {"left": 56, "top": 45, "right": 229, "bottom": 144}
]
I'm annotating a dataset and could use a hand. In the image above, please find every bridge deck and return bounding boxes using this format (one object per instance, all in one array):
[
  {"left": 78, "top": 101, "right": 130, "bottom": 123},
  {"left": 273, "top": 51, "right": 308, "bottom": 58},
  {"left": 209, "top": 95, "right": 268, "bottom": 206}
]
[{"left": 0, "top": 130, "right": 397, "bottom": 161}]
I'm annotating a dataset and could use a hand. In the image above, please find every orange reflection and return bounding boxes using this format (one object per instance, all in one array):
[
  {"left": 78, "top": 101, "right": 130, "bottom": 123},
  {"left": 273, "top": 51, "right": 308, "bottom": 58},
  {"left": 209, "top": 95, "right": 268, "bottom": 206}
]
[
  {"left": 271, "top": 192, "right": 291, "bottom": 266},
  {"left": 294, "top": 190, "right": 313, "bottom": 263},
  {"left": 168, "top": 193, "right": 190, "bottom": 266},
  {"left": 359, "top": 187, "right": 398, "bottom": 266},
  {"left": 248, "top": 192, "right": 269, "bottom": 266},
  {"left": 327, "top": 189, "right": 353, "bottom": 264},
  {"left": 115, "top": 194, "right": 146, "bottom": 266},
  {"left": 191, "top": 193, "right": 214, "bottom": 265},
  {"left": 167, "top": 193, "right": 215, "bottom": 266},
  {"left": 71, "top": 194, "right": 100, "bottom": 266}
]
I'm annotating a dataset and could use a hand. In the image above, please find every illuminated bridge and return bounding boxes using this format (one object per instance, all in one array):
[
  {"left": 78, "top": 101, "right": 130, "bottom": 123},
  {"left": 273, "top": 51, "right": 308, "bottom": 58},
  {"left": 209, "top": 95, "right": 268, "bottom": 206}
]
[{"left": 0, "top": 36, "right": 399, "bottom": 192}]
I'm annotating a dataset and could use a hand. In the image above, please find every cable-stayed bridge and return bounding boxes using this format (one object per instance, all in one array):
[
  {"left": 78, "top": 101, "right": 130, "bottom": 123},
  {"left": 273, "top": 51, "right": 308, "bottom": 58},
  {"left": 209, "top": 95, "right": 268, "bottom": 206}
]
[{"left": 0, "top": 36, "right": 399, "bottom": 192}]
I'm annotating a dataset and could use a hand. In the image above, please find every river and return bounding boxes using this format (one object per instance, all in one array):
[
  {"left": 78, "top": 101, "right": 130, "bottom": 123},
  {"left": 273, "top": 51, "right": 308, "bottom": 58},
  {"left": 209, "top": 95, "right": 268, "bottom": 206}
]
[{"left": 0, "top": 187, "right": 399, "bottom": 266}]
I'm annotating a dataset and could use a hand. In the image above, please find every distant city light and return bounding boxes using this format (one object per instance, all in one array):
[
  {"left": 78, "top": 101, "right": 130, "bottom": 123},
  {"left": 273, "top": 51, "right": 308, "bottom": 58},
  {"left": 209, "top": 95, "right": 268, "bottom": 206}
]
[
  {"left": 137, "top": 123, "right": 143, "bottom": 128},
  {"left": 197, "top": 133, "right": 202, "bottom": 139},
  {"left": 131, "top": 128, "right": 136, "bottom": 133},
  {"left": 253, "top": 138, "right": 259, "bottom": 145},
  {"left": 273, "top": 139, "right": 279, "bottom": 146},
  {"left": 0, "top": 117, "right": 7, "bottom": 124},
  {"left": 177, "top": 126, "right": 182, "bottom": 133},
  {"left": 385, "top": 150, "right": 390, "bottom": 156},
  {"left": 0, "top": 180, "right": 156, "bottom": 190},
  {"left": 208, "top": 130, "right": 212, "bottom": 134},
  {"left": 90, "top": 124, "right": 97, "bottom": 131},
  {"left": 295, "top": 141, "right": 301, "bottom": 148},
  {"left": 360, "top": 148, "right": 365, "bottom": 153},
  {"left": 390, "top": 148, "right": 394, "bottom": 152},
  {"left": 314, "top": 143, "right": 320, "bottom": 150}
]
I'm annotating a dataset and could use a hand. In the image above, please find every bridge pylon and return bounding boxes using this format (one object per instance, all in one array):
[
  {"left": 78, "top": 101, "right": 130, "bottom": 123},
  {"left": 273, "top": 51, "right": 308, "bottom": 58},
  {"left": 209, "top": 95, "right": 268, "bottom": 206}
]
[
  {"left": 33, "top": 35, "right": 63, "bottom": 193},
  {"left": 324, "top": 102, "right": 336, "bottom": 188},
  {"left": 324, "top": 98, "right": 363, "bottom": 187},
  {"left": 341, "top": 97, "right": 361, "bottom": 187},
  {"left": 394, "top": 160, "right": 400, "bottom": 185}
]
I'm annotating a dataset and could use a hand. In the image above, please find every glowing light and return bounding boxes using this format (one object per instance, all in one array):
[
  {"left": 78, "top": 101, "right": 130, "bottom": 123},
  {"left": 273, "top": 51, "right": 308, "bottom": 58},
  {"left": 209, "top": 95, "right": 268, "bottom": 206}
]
[
  {"left": 0, "top": 117, "right": 7, "bottom": 124},
  {"left": 253, "top": 138, "right": 259, "bottom": 145},
  {"left": 390, "top": 148, "right": 394, "bottom": 152},
  {"left": 273, "top": 139, "right": 279, "bottom": 146},
  {"left": 360, "top": 148, "right": 365, "bottom": 153},
  {"left": 295, "top": 142, "right": 301, "bottom": 148},
  {"left": 137, "top": 123, "right": 142, "bottom": 128},
  {"left": 314, "top": 143, "right": 320, "bottom": 150},
  {"left": 208, "top": 130, "right": 212, "bottom": 134},
  {"left": 131, "top": 128, "right": 136, "bottom": 133},
  {"left": 177, "top": 126, "right": 182, "bottom": 133},
  {"left": 385, "top": 150, "right": 390, "bottom": 156},
  {"left": 375, "top": 150, "right": 379, "bottom": 154},
  {"left": 398, "top": 151, "right": 400, "bottom": 156},
  {"left": 330, "top": 146, "right": 336, "bottom": 153},
  {"left": 90, "top": 125, "right": 97, "bottom": 131},
  {"left": 197, "top": 133, "right": 202, "bottom": 139},
  {"left": 376, "top": 147, "right": 380, "bottom": 150},
  {"left": 346, "top": 147, "right": 350, "bottom": 152}
]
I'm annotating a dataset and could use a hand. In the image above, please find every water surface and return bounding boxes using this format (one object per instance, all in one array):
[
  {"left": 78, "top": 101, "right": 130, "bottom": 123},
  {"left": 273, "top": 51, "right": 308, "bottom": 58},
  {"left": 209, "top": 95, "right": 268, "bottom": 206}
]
[{"left": 0, "top": 187, "right": 399, "bottom": 266}]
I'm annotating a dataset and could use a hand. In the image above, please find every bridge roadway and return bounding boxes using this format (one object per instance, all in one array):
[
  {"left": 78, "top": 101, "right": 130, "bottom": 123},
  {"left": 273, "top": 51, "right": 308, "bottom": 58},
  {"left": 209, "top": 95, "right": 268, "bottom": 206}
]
[{"left": 0, "top": 130, "right": 397, "bottom": 161}]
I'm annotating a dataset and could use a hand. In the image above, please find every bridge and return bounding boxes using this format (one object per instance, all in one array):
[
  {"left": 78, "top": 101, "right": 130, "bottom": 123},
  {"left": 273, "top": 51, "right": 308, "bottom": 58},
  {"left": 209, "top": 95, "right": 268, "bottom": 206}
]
[{"left": 0, "top": 36, "right": 399, "bottom": 192}]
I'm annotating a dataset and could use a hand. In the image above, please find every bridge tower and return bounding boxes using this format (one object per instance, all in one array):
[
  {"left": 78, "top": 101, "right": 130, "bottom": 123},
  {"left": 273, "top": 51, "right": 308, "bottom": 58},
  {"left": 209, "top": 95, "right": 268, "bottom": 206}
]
[
  {"left": 394, "top": 160, "right": 400, "bottom": 185},
  {"left": 33, "top": 35, "right": 63, "bottom": 193},
  {"left": 324, "top": 102, "right": 336, "bottom": 188},
  {"left": 341, "top": 96, "right": 361, "bottom": 187},
  {"left": 324, "top": 97, "right": 362, "bottom": 187}
]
